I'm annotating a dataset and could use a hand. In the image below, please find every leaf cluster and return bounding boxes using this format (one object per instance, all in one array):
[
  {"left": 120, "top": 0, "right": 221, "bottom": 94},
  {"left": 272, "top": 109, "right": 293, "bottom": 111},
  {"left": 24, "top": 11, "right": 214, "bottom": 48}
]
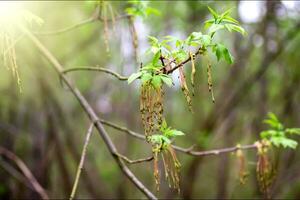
[
  {"left": 149, "top": 120, "right": 185, "bottom": 149},
  {"left": 125, "top": 1, "right": 160, "bottom": 19},
  {"left": 260, "top": 112, "right": 300, "bottom": 149}
]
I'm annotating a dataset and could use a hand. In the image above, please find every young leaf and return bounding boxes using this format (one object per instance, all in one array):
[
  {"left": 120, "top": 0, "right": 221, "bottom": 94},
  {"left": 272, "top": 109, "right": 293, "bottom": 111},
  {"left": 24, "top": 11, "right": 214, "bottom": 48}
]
[
  {"left": 286, "top": 128, "right": 300, "bottom": 135},
  {"left": 171, "top": 130, "right": 185, "bottom": 136},
  {"left": 141, "top": 73, "right": 152, "bottom": 83},
  {"left": 207, "top": 6, "right": 219, "bottom": 20},
  {"left": 127, "top": 72, "right": 142, "bottom": 84},
  {"left": 160, "top": 75, "right": 173, "bottom": 87},
  {"left": 151, "top": 75, "right": 162, "bottom": 89}
]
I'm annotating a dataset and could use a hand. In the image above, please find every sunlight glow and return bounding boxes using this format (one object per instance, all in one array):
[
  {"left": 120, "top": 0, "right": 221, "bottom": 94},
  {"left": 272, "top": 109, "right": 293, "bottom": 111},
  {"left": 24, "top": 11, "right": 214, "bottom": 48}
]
[{"left": 0, "top": 1, "right": 23, "bottom": 25}]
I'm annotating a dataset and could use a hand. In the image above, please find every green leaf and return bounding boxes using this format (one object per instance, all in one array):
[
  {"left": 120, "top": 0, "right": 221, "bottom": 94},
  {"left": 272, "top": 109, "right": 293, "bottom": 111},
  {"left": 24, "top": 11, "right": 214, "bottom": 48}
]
[
  {"left": 225, "top": 24, "right": 246, "bottom": 35},
  {"left": 145, "top": 7, "right": 161, "bottom": 16},
  {"left": 204, "top": 19, "right": 215, "bottom": 29},
  {"left": 263, "top": 112, "right": 284, "bottom": 130},
  {"left": 160, "top": 75, "right": 173, "bottom": 87},
  {"left": 148, "top": 36, "right": 159, "bottom": 45},
  {"left": 271, "top": 137, "right": 298, "bottom": 149},
  {"left": 141, "top": 73, "right": 152, "bottom": 83},
  {"left": 223, "top": 15, "right": 239, "bottom": 24},
  {"left": 151, "top": 75, "right": 162, "bottom": 89},
  {"left": 213, "top": 43, "right": 234, "bottom": 64},
  {"left": 152, "top": 51, "right": 161, "bottom": 66},
  {"left": 161, "top": 119, "right": 168, "bottom": 131},
  {"left": 207, "top": 6, "right": 219, "bottom": 20},
  {"left": 171, "top": 130, "right": 185, "bottom": 136},
  {"left": 209, "top": 24, "right": 224, "bottom": 34},
  {"left": 286, "top": 128, "right": 300, "bottom": 135},
  {"left": 127, "top": 72, "right": 142, "bottom": 84},
  {"left": 200, "top": 35, "right": 211, "bottom": 46}
]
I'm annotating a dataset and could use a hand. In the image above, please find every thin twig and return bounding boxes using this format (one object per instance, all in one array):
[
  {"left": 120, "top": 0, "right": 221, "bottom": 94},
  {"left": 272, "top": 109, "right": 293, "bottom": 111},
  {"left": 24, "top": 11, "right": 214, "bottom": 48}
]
[
  {"left": 0, "top": 146, "right": 49, "bottom": 200},
  {"left": 70, "top": 123, "right": 94, "bottom": 200},
  {"left": 33, "top": 4, "right": 129, "bottom": 36},
  {"left": 62, "top": 66, "right": 128, "bottom": 81},
  {"left": 34, "top": 17, "right": 96, "bottom": 36},
  {"left": 167, "top": 47, "right": 204, "bottom": 74},
  {"left": 21, "top": 26, "right": 157, "bottom": 200},
  {"left": 100, "top": 119, "right": 258, "bottom": 157},
  {"left": 115, "top": 153, "right": 153, "bottom": 164}
]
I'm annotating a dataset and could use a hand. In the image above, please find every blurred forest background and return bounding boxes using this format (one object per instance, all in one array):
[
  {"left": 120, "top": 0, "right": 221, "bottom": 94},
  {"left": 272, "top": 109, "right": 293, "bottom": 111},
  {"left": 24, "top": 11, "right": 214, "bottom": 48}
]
[{"left": 0, "top": 1, "right": 300, "bottom": 199}]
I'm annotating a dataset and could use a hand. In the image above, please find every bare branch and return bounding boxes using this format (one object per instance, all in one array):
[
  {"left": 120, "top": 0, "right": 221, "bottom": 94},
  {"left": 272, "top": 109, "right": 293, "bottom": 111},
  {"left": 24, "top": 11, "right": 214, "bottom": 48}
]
[
  {"left": 62, "top": 66, "right": 128, "bottom": 81},
  {"left": 33, "top": 5, "right": 130, "bottom": 36},
  {"left": 21, "top": 26, "right": 157, "bottom": 200},
  {"left": 34, "top": 17, "right": 96, "bottom": 36},
  {"left": 0, "top": 146, "right": 49, "bottom": 200},
  {"left": 70, "top": 123, "right": 94, "bottom": 200},
  {"left": 99, "top": 119, "right": 258, "bottom": 157},
  {"left": 115, "top": 153, "right": 153, "bottom": 164}
]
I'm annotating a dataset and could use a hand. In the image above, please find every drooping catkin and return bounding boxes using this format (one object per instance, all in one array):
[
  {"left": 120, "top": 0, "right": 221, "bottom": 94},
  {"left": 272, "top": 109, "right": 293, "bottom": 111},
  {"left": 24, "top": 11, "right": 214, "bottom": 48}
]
[
  {"left": 236, "top": 149, "right": 248, "bottom": 185},
  {"left": 140, "top": 82, "right": 164, "bottom": 136},
  {"left": 100, "top": 1, "right": 110, "bottom": 55},
  {"left": 206, "top": 63, "right": 215, "bottom": 103},
  {"left": 190, "top": 52, "right": 196, "bottom": 96},
  {"left": 1, "top": 30, "right": 22, "bottom": 92},
  {"left": 128, "top": 16, "right": 138, "bottom": 63},
  {"left": 178, "top": 66, "right": 193, "bottom": 112}
]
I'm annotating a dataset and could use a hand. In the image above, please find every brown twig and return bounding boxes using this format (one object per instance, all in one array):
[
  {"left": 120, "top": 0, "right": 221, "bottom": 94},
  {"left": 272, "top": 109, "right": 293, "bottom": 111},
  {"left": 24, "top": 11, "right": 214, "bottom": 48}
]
[
  {"left": 62, "top": 66, "right": 128, "bottom": 81},
  {"left": 21, "top": 26, "right": 157, "bottom": 200},
  {"left": 99, "top": 119, "right": 258, "bottom": 157},
  {"left": 115, "top": 153, "right": 153, "bottom": 164},
  {"left": 166, "top": 47, "right": 205, "bottom": 74},
  {"left": 70, "top": 123, "right": 94, "bottom": 200},
  {"left": 0, "top": 146, "right": 49, "bottom": 200}
]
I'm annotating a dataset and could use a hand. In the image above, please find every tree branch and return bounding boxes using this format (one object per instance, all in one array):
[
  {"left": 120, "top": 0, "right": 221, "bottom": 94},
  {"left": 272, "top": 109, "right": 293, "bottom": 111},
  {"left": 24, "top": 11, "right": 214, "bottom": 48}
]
[
  {"left": 21, "top": 26, "right": 157, "bottom": 200},
  {"left": 33, "top": 5, "right": 130, "bottom": 36},
  {"left": 115, "top": 153, "right": 153, "bottom": 164},
  {"left": 70, "top": 123, "right": 94, "bottom": 200},
  {"left": 33, "top": 17, "right": 96, "bottom": 36},
  {"left": 166, "top": 47, "right": 204, "bottom": 74},
  {"left": 0, "top": 146, "right": 49, "bottom": 200},
  {"left": 62, "top": 66, "right": 128, "bottom": 81},
  {"left": 99, "top": 119, "right": 259, "bottom": 157}
]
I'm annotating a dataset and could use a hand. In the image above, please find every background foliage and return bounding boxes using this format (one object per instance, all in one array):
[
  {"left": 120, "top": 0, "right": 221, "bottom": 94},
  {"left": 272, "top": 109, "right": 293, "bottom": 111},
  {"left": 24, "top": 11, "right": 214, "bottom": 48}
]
[{"left": 0, "top": 1, "right": 300, "bottom": 199}]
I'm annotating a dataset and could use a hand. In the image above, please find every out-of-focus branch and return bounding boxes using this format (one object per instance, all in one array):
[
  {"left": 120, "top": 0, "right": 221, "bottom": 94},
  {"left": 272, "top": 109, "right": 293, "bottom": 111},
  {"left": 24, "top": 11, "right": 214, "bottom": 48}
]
[
  {"left": 0, "top": 146, "right": 49, "bottom": 200},
  {"left": 33, "top": 5, "right": 130, "bottom": 36},
  {"left": 99, "top": 119, "right": 258, "bottom": 157},
  {"left": 21, "top": 26, "right": 157, "bottom": 200},
  {"left": 62, "top": 66, "right": 128, "bottom": 81},
  {"left": 0, "top": 158, "right": 34, "bottom": 191},
  {"left": 70, "top": 123, "right": 94, "bottom": 200},
  {"left": 33, "top": 17, "right": 96, "bottom": 36}
]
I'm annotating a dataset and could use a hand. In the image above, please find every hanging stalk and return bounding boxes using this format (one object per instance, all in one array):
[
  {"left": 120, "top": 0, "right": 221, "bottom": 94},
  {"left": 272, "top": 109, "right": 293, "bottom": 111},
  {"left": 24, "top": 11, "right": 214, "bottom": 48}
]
[
  {"left": 140, "top": 82, "right": 163, "bottom": 136},
  {"left": 100, "top": 1, "right": 110, "bottom": 55},
  {"left": 256, "top": 141, "right": 274, "bottom": 199},
  {"left": 206, "top": 62, "right": 215, "bottom": 103},
  {"left": 236, "top": 148, "right": 248, "bottom": 184},
  {"left": 1, "top": 30, "right": 22, "bottom": 92},
  {"left": 178, "top": 66, "right": 193, "bottom": 112},
  {"left": 190, "top": 52, "right": 196, "bottom": 96},
  {"left": 128, "top": 16, "right": 138, "bottom": 63}
]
